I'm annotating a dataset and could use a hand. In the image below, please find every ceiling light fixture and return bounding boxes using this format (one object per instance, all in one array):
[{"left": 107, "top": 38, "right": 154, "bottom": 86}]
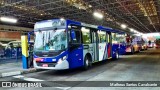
[
  {"left": 89, "top": 5, "right": 92, "bottom": 8},
  {"left": 0, "top": 16, "right": 17, "bottom": 23},
  {"left": 93, "top": 11, "right": 103, "bottom": 19},
  {"left": 121, "top": 24, "right": 127, "bottom": 29}
]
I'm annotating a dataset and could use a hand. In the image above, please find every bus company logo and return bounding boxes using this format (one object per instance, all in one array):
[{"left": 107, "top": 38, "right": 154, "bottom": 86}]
[
  {"left": 52, "top": 20, "right": 65, "bottom": 27},
  {"left": 52, "top": 21, "right": 59, "bottom": 26},
  {"left": 2, "top": 82, "right": 11, "bottom": 87},
  {"left": 60, "top": 20, "right": 65, "bottom": 26}
]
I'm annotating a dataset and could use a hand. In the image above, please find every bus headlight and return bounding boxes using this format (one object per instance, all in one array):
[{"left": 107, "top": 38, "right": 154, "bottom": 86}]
[
  {"left": 57, "top": 58, "right": 63, "bottom": 64},
  {"left": 57, "top": 56, "right": 67, "bottom": 64},
  {"left": 63, "top": 56, "right": 67, "bottom": 60}
]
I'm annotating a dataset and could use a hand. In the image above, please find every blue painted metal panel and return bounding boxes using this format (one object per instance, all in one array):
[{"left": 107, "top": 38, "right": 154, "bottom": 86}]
[
  {"left": 66, "top": 20, "right": 81, "bottom": 26},
  {"left": 98, "top": 26, "right": 113, "bottom": 32},
  {"left": 113, "top": 29, "right": 126, "bottom": 34},
  {"left": 28, "top": 31, "right": 34, "bottom": 43},
  {"left": 22, "top": 55, "right": 28, "bottom": 69},
  {"left": 112, "top": 44, "right": 119, "bottom": 58},
  {"left": 119, "top": 44, "right": 127, "bottom": 55},
  {"left": 68, "top": 45, "right": 83, "bottom": 69}
]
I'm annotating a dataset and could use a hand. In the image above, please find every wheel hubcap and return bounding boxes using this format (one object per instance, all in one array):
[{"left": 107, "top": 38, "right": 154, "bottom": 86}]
[
  {"left": 116, "top": 52, "right": 119, "bottom": 58},
  {"left": 86, "top": 59, "right": 89, "bottom": 66}
]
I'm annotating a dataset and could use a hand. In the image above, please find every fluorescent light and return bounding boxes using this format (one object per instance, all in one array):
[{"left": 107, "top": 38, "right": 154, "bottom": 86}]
[
  {"left": 121, "top": 24, "right": 127, "bottom": 29},
  {"left": 129, "top": 28, "right": 134, "bottom": 32},
  {"left": 60, "top": 18, "right": 65, "bottom": 21},
  {"left": 89, "top": 5, "right": 92, "bottom": 8},
  {"left": 93, "top": 12, "right": 103, "bottom": 19},
  {"left": 145, "top": 33, "right": 160, "bottom": 36},
  {"left": 140, "top": 33, "right": 143, "bottom": 35},
  {"left": 129, "top": 28, "right": 142, "bottom": 35},
  {"left": 0, "top": 16, "right": 17, "bottom": 23},
  {"left": 136, "top": 31, "right": 139, "bottom": 34},
  {"left": 134, "top": 31, "right": 138, "bottom": 34}
]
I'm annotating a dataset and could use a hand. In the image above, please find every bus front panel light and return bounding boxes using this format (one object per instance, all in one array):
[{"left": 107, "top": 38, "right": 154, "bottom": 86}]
[{"left": 58, "top": 56, "right": 67, "bottom": 64}]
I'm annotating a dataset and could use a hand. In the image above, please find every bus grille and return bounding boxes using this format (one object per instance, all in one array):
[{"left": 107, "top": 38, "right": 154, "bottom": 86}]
[{"left": 36, "top": 62, "right": 57, "bottom": 67}]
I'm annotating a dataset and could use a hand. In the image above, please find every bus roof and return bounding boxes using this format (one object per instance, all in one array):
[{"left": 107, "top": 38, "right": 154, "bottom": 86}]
[{"left": 35, "top": 19, "right": 125, "bottom": 34}]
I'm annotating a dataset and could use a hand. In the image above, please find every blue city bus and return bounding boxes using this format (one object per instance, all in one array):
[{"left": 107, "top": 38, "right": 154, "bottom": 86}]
[
  {"left": 111, "top": 32, "right": 145, "bottom": 54},
  {"left": 111, "top": 31, "right": 127, "bottom": 55},
  {"left": 31, "top": 19, "right": 125, "bottom": 70}
]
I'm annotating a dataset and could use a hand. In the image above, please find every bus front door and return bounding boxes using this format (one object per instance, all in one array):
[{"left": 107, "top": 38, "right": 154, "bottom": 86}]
[
  {"left": 92, "top": 30, "right": 99, "bottom": 62},
  {"left": 69, "top": 29, "right": 83, "bottom": 68}
]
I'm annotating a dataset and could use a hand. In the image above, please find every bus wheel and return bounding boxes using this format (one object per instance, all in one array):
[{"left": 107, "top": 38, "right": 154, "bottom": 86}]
[
  {"left": 138, "top": 48, "right": 141, "bottom": 52},
  {"left": 83, "top": 56, "right": 92, "bottom": 70},
  {"left": 113, "top": 51, "right": 119, "bottom": 60},
  {"left": 131, "top": 48, "right": 135, "bottom": 54},
  {"left": 115, "top": 51, "right": 119, "bottom": 59}
]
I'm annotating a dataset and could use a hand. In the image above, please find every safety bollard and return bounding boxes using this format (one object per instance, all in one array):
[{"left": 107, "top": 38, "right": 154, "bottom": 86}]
[{"left": 21, "top": 35, "right": 29, "bottom": 69}]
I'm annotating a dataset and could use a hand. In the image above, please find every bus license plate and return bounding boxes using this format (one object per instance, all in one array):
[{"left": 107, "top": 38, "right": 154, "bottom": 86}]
[{"left": 42, "top": 64, "right": 48, "bottom": 67}]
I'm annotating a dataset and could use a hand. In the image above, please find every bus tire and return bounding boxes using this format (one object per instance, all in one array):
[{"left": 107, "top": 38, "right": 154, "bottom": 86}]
[
  {"left": 145, "top": 47, "right": 148, "bottom": 50},
  {"left": 115, "top": 51, "right": 119, "bottom": 60},
  {"left": 138, "top": 48, "right": 141, "bottom": 52},
  {"left": 83, "top": 55, "right": 92, "bottom": 70},
  {"left": 131, "top": 48, "right": 135, "bottom": 54},
  {"left": 113, "top": 51, "right": 119, "bottom": 60}
]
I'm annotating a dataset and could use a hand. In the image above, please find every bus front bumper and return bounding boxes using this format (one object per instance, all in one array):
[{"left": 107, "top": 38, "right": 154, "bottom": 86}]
[{"left": 33, "top": 60, "right": 69, "bottom": 70}]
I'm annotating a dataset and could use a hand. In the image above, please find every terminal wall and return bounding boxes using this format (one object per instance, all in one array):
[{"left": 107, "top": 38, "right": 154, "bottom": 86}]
[{"left": 0, "top": 32, "right": 21, "bottom": 41}]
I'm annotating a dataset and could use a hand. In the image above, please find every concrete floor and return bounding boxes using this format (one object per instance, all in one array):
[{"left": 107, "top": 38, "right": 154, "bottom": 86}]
[{"left": 0, "top": 48, "right": 160, "bottom": 90}]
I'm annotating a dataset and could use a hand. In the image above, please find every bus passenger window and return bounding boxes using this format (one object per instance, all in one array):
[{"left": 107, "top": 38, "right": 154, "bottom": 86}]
[
  {"left": 112, "top": 33, "right": 118, "bottom": 43},
  {"left": 81, "top": 27, "right": 91, "bottom": 44},
  {"left": 93, "top": 31, "right": 97, "bottom": 43},
  {"left": 98, "top": 31, "right": 106, "bottom": 43}
]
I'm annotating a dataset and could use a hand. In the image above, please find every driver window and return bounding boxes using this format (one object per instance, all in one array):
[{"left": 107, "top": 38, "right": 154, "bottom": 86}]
[{"left": 70, "top": 29, "right": 81, "bottom": 44}]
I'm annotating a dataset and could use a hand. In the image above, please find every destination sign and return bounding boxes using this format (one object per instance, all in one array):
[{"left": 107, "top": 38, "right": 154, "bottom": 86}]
[
  {"left": 34, "top": 19, "right": 66, "bottom": 30},
  {"left": 81, "top": 23, "right": 98, "bottom": 28}
]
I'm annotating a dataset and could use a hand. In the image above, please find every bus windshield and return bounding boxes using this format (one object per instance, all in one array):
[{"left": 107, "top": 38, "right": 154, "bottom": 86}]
[{"left": 34, "top": 29, "right": 67, "bottom": 51}]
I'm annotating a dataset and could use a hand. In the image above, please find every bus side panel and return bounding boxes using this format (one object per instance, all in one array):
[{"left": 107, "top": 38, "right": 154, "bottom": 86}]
[
  {"left": 68, "top": 45, "right": 83, "bottom": 69},
  {"left": 99, "top": 43, "right": 108, "bottom": 61},
  {"left": 83, "top": 44, "right": 94, "bottom": 63},
  {"left": 119, "top": 44, "right": 126, "bottom": 55},
  {"left": 112, "top": 44, "right": 119, "bottom": 58}
]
